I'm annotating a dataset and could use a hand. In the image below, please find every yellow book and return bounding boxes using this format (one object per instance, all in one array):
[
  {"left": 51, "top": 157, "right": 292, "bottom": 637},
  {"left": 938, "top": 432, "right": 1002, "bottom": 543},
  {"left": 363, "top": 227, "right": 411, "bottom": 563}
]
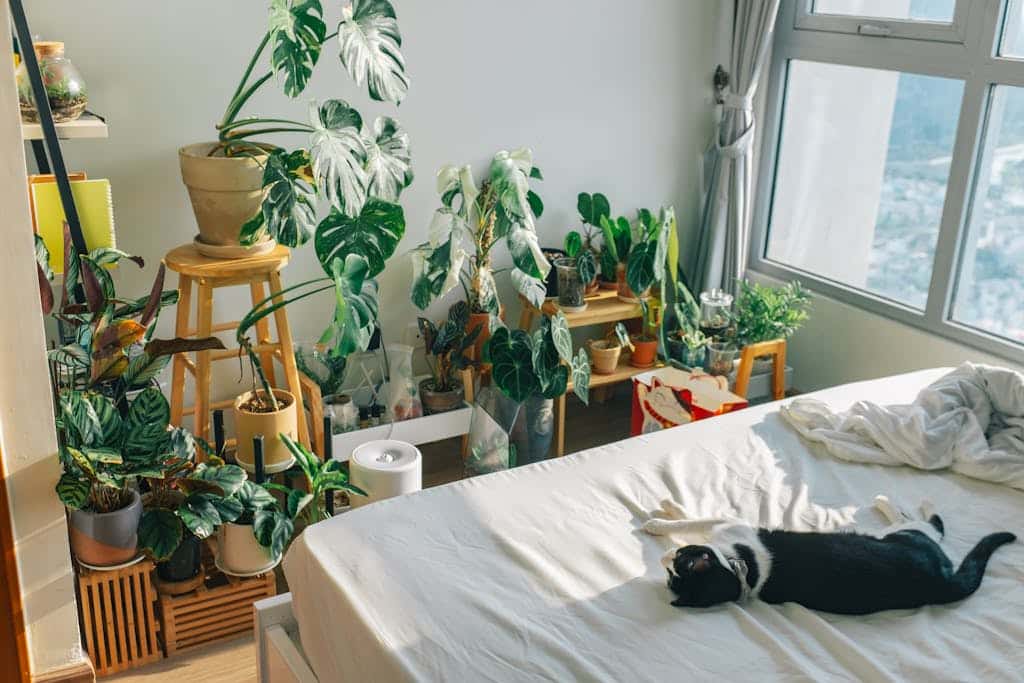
[{"left": 31, "top": 178, "right": 116, "bottom": 274}]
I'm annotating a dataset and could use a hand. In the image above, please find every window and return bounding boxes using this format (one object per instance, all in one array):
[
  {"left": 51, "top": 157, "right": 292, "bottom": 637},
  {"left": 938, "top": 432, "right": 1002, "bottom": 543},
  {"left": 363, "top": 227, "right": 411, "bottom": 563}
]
[{"left": 752, "top": 0, "right": 1024, "bottom": 360}]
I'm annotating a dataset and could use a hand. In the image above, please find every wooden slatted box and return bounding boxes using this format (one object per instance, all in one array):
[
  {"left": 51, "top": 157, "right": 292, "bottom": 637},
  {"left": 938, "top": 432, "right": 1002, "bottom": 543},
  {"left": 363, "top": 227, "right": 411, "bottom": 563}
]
[
  {"left": 159, "top": 558, "right": 276, "bottom": 656},
  {"left": 76, "top": 559, "right": 162, "bottom": 676}
]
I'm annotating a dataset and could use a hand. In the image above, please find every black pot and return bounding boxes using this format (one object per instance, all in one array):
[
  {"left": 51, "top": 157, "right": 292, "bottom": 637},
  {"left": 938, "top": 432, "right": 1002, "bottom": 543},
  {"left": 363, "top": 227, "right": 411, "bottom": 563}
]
[
  {"left": 542, "top": 248, "right": 566, "bottom": 298},
  {"left": 156, "top": 534, "right": 202, "bottom": 582}
]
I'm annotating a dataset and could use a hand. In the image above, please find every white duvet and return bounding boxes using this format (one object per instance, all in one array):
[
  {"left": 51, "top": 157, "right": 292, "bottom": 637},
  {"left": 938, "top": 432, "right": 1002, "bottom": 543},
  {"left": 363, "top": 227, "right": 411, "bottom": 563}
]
[{"left": 285, "top": 368, "right": 1024, "bottom": 682}]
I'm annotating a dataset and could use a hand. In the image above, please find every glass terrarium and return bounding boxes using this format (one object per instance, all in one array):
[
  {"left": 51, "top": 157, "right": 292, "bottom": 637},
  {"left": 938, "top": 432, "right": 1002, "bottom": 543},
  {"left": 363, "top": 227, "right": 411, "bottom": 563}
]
[
  {"left": 699, "top": 289, "right": 733, "bottom": 340},
  {"left": 16, "top": 41, "right": 88, "bottom": 123}
]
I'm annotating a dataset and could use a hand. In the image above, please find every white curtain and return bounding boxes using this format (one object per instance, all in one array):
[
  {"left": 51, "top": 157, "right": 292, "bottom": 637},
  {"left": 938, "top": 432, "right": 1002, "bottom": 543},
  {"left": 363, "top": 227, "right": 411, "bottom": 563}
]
[{"left": 692, "top": 0, "right": 781, "bottom": 295}]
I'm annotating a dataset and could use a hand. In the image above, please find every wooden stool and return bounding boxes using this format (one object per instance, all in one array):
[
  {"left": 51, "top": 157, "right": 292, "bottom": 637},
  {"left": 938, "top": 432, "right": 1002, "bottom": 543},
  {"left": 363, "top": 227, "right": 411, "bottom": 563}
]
[
  {"left": 733, "top": 339, "right": 787, "bottom": 401},
  {"left": 164, "top": 244, "right": 309, "bottom": 448}
]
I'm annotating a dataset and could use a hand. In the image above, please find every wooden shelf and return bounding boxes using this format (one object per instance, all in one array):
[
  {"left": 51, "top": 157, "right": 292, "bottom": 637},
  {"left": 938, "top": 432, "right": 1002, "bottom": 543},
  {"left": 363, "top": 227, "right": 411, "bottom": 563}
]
[
  {"left": 571, "top": 355, "right": 664, "bottom": 390},
  {"left": 529, "top": 289, "right": 643, "bottom": 328},
  {"left": 21, "top": 113, "right": 108, "bottom": 140}
]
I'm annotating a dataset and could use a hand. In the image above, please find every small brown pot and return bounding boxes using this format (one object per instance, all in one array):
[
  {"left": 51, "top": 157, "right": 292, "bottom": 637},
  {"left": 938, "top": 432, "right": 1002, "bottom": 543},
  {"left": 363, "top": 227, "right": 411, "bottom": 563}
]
[
  {"left": 615, "top": 263, "right": 650, "bottom": 303},
  {"left": 598, "top": 278, "right": 618, "bottom": 291},
  {"left": 179, "top": 142, "right": 272, "bottom": 254},
  {"left": 585, "top": 278, "right": 600, "bottom": 296},
  {"left": 629, "top": 336, "right": 659, "bottom": 368},
  {"left": 234, "top": 389, "right": 298, "bottom": 474},
  {"left": 420, "top": 379, "right": 465, "bottom": 414},
  {"left": 589, "top": 340, "right": 622, "bottom": 374}
]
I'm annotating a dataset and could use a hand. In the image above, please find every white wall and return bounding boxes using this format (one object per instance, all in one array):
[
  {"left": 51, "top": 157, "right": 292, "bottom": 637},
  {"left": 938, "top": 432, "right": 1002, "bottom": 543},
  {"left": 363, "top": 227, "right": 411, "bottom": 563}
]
[{"left": 29, "top": 0, "right": 723, "bottom": 406}]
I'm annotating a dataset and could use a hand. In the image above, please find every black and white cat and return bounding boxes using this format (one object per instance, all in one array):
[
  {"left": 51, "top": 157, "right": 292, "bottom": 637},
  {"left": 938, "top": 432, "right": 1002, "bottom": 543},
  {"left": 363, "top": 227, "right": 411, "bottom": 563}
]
[{"left": 642, "top": 497, "right": 1015, "bottom": 615}]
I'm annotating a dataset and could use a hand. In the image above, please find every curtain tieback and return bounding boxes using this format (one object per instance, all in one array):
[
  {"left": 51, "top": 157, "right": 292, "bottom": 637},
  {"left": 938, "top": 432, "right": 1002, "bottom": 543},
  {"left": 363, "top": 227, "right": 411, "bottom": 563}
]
[{"left": 721, "top": 92, "right": 754, "bottom": 112}]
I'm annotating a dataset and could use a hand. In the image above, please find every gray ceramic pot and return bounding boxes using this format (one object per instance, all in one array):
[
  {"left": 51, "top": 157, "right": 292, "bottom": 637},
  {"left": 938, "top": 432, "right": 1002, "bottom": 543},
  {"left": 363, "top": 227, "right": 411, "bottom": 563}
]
[{"left": 68, "top": 489, "right": 142, "bottom": 567}]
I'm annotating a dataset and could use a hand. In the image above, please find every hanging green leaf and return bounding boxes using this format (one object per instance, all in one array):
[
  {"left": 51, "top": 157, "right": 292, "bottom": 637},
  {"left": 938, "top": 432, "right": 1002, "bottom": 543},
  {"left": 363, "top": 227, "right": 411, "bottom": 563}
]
[
  {"left": 337, "top": 0, "right": 409, "bottom": 104},
  {"left": 486, "top": 327, "right": 538, "bottom": 403},
  {"left": 138, "top": 508, "right": 183, "bottom": 562},
  {"left": 245, "top": 148, "right": 318, "bottom": 248},
  {"left": 309, "top": 99, "right": 368, "bottom": 217},
  {"left": 123, "top": 388, "right": 170, "bottom": 457},
  {"left": 363, "top": 116, "right": 412, "bottom": 202},
  {"left": 325, "top": 254, "right": 380, "bottom": 357},
  {"left": 314, "top": 199, "right": 405, "bottom": 278},
  {"left": 507, "top": 225, "right": 549, "bottom": 279},
  {"left": 56, "top": 472, "right": 90, "bottom": 510},
  {"left": 570, "top": 347, "right": 591, "bottom": 406},
  {"left": 269, "top": 0, "right": 327, "bottom": 98},
  {"left": 549, "top": 312, "right": 573, "bottom": 364}
]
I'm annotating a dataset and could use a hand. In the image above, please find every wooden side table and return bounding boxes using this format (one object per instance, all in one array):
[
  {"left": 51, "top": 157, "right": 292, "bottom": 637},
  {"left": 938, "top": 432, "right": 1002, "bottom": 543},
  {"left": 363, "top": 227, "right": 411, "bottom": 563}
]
[{"left": 164, "top": 243, "right": 309, "bottom": 448}]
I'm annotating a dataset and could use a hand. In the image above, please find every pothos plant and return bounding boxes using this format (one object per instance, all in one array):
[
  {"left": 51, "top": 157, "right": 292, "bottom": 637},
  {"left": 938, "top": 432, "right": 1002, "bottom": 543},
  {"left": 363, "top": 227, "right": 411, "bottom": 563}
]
[
  {"left": 223, "top": 0, "right": 412, "bottom": 409},
  {"left": 484, "top": 313, "right": 591, "bottom": 405},
  {"left": 411, "top": 149, "right": 550, "bottom": 314}
]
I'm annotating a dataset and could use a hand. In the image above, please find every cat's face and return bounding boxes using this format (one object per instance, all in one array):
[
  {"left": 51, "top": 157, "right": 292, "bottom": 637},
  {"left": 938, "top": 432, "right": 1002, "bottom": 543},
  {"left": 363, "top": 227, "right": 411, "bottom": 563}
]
[{"left": 665, "top": 545, "right": 741, "bottom": 607}]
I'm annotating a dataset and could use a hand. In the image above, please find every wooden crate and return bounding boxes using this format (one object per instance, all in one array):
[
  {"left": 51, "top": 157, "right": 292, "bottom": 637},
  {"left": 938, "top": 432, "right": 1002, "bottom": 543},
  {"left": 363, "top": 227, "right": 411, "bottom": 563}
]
[
  {"left": 76, "top": 559, "right": 162, "bottom": 677},
  {"left": 159, "top": 558, "right": 276, "bottom": 656}
]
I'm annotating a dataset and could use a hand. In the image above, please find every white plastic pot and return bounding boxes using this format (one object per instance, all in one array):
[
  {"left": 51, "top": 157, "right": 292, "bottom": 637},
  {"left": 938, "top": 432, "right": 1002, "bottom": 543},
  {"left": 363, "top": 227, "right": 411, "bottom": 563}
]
[{"left": 217, "top": 521, "right": 276, "bottom": 576}]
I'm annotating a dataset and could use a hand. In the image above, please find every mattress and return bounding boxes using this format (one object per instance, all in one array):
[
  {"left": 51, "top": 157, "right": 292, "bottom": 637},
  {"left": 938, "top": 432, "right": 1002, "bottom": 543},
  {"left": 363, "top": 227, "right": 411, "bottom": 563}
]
[{"left": 284, "top": 368, "right": 1024, "bottom": 682}]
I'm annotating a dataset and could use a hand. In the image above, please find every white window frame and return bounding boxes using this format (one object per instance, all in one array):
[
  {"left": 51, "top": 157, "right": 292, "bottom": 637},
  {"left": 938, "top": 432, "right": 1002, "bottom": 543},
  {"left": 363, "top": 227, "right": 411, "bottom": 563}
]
[
  {"left": 749, "top": 0, "right": 1024, "bottom": 363},
  {"left": 795, "top": 0, "right": 971, "bottom": 44}
]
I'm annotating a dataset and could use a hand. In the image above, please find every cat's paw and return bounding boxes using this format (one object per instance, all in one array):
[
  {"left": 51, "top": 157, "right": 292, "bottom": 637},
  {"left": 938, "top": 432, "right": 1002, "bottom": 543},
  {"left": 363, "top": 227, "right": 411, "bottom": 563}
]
[
  {"left": 642, "top": 518, "right": 677, "bottom": 536},
  {"left": 659, "top": 499, "right": 689, "bottom": 520}
]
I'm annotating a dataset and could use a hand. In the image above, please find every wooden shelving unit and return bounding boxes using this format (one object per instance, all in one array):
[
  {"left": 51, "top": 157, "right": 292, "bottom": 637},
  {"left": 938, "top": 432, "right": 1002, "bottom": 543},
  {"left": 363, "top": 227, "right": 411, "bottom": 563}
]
[{"left": 21, "top": 112, "right": 108, "bottom": 140}]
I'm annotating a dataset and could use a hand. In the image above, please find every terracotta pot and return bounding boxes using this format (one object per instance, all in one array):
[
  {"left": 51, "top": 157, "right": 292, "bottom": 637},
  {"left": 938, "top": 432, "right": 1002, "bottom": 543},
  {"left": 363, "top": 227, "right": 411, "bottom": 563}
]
[
  {"left": 555, "top": 257, "right": 587, "bottom": 313},
  {"left": 67, "top": 490, "right": 142, "bottom": 567},
  {"left": 598, "top": 278, "right": 618, "bottom": 291},
  {"left": 589, "top": 339, "right": 622, "bottom": 374},
  {"left": 629, "top": 336, "right": 659, "bottom": 368},
  {"left": 615, "top": 263, "right": 650, "bottom": 303},
  {"left": 466, "top": 305, "right": 505, "bottom": 364},
  {"left": 218, "top": 520, "right": 276, "bottom": 575},
  {"left": 420, "top": 378, "right": 464, "bottom": 414},
  {"left": 233, "top": 389, "right": 298, "bottom": 474},
  {"left": 585, "top": 278, "right": 601, "bottom": 296},
  {"left": 179, "top": 142, "right": 272, "bottom": 253}
]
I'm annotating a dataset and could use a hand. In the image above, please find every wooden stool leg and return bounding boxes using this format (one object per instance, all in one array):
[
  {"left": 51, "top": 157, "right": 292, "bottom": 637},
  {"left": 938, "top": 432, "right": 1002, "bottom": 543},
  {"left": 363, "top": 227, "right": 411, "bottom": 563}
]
[
  {"left": 772, "top": 340, "right": 787, "bottom": 401},
  {"left": 460, "top": 367, "right": 475, "bottom": 460},
  {"left": 249, "top": 279, "right": 278, "bottom": 388},
  {"left": 195, "top": 281, "right": 214, "bottom": 445},
  {"left": 268, "top": 271, "right": 310, "bottom": 447},
  {"left": 170, "top": 275, "right": 193, "bottom": 427},
  {"left": 555, "top": 392, "right": 566, "bottom": 456}
]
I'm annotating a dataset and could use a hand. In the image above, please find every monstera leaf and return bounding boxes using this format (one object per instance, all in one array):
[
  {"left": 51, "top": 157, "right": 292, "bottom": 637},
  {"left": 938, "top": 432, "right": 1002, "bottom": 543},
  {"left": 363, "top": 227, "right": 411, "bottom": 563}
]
[
  {"left": 138, "top": 508, "right": 183, "bottom": 562},
  {"left": 511, "top": 268, "right": 546, "bottom": 310},
  {"left": 269, "top": 0, "right": 326, "bottom": 98},
  {"left": 570, "top": 348, "right": 591, "bottom": 405},
  {"left": 327, "top": 254, "right": 380, "bottom": 357},
  {"left": 241, "top": 148, "right": 317, "bottom": 247},
  {"left": 337, "top": 0, "right": 409, "bottom": 104},
  {"left": 507, "top": 225, "right": 550, "bottom": 279},
  {"left": 309, "top": 99, "right": 367, "bottom": 217},
  {"left": 577, "top": 192, "right": 610, "bottom": 227},
  {"left": 363, "top": 116, "right": 412, "bottom": 202},
  {"left": 410, "top": 240, "right": 452, "bottom": 310},
  {"left": 486, "top": 327, "right": 539, "bottom": 403},
  {"left": 315, "top": 199, "right": 405, "bottom": 278}
]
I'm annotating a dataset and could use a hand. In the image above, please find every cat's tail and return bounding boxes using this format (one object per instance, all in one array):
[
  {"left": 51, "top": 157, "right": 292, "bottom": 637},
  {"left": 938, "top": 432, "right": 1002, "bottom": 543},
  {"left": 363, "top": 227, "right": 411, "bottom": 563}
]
[{"left": 946, "top": 532, "right": 1016, "bottom": 601}]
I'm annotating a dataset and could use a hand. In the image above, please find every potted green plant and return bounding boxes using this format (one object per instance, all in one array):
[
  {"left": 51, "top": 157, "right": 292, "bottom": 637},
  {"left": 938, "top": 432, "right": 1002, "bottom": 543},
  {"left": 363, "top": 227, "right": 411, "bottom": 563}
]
[
  {"left": 663, "top": 274, "right": 708, "bottom": 368},
  {"left": 180, "top": 0, "right": 412, "bottom": 257},
  {"left": 589, "top": 323, "right": 632, "bottom": 375},
  {"left": 554, "top": 231, "right": 597, "bottom": 313},
  {"left": 600, "top": 211, "right": 644, "bottom": 303},
  {"left": 484, "top": 313, "right": 591, "bottom": 465},
  {"left": 218, "top": 434, "right": 366, "bottom": 575},
  {"left": 575, "top": 192, "right": 610, "bottom": 291},
  {"left": 410, "top": 149, "right": 549, "bottom": 360},
  {"left": 418, "top": 301, "right": 479, "bottom": 414},
  {"left": 138, "top": 435, "right": 246, "bottom": 583},
  {"left": 727, "top": 280, "right": 811, "bottom": 373},
  {"left": 41, "top": 231, "right": 222, "bottom": 568}
]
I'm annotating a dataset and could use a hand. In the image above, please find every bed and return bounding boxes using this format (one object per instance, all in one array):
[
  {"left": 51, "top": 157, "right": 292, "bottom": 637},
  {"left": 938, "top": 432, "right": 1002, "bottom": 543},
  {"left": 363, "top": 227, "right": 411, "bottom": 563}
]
[{"left": 262, "top": 368, "right": 1024, "bottom": 682}]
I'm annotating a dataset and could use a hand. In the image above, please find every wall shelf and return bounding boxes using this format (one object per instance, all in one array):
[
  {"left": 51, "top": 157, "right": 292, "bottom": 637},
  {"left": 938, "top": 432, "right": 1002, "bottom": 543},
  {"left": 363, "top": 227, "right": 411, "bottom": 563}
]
[{"left": 21, "top": 112, "right": 108, "bottom": 140}]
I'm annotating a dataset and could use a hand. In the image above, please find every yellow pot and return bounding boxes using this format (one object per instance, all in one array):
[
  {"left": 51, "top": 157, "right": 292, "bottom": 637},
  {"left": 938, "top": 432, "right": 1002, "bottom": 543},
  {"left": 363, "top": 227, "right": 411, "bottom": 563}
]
[{"left": 233, "top": 389, "right": 298, "bottom": 474}]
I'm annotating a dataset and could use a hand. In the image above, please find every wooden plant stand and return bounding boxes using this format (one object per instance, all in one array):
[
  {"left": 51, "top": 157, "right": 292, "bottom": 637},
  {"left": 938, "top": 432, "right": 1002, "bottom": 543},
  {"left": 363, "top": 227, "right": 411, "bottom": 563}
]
[
  {"left": 159, "top": 554, "right": 277, "bottom": 656},
  {"left": 519, "top": 290, "right": 659, "bottom": 456},
  {"left": 76, "top": 559, "right": 162, "bottom": 677}
]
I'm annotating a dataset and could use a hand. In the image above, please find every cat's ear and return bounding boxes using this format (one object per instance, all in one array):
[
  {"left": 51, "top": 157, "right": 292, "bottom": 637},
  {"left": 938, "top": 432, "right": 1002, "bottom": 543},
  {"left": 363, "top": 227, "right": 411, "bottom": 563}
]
[{"left": 670, "top": 597, "right": 687, "bottom": 608}]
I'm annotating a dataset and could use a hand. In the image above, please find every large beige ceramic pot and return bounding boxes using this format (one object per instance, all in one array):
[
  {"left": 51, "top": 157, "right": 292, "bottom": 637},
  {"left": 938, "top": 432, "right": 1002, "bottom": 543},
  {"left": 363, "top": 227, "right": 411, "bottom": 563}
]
[
  {"left": 179, "top": 142, "right": 272, "bottom": 254},
  {"left": 233, "top": 389, "right": 298, "bottom": 475},
  {"left": 217, "top": 521, "right": 277, "bottom": 576}
]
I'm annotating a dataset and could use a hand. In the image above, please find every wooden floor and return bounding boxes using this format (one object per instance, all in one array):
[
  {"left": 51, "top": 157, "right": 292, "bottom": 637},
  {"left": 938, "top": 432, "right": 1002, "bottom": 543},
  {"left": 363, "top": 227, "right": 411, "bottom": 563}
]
[{"left": 109, "top": 387, "right": 635, "bottom": 682}]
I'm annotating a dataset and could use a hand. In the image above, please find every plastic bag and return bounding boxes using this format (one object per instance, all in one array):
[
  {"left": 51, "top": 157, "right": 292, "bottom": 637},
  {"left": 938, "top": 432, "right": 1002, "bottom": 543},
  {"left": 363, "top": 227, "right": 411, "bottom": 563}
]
[
  {"left": 465, "top": 386, "right": 521, "bottom": 476},
  {"left": 386, "top": 343, "right": 422, "bottom": 421}
]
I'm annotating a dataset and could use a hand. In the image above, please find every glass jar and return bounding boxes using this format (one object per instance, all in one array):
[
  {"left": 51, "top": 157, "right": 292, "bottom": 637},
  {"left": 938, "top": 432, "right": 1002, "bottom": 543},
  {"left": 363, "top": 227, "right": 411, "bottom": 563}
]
[
  {"left": 705, "top": 341, "right": 737, "bottom": 377},
  {"left": 16, "top": 41, "right": 88, "bottom": 123},
  {"left": 324, "top": 394, "right": 359, "bottom": 434},
  {"left": 699, "top": 289, "right": 733, "bottom": 340}
]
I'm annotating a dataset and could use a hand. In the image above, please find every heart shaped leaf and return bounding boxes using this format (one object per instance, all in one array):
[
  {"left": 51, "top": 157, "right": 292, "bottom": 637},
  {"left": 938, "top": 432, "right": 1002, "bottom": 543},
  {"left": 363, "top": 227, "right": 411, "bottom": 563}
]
[
  {"left": 315, "top": 198, "right": 405, "bottom": 278},
  {"left": 486, "top": 327, "right": 538, "bottom": 403},
  {"left": 571, "top": 348, "right": 591, "bottom": 405}
]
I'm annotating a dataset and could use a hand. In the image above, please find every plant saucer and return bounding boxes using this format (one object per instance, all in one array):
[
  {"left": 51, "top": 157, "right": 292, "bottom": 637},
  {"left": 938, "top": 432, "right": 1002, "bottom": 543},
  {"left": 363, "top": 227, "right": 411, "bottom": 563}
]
[
  {"left": 214, "top": 553, "right": 280, "bottom": 578},
  {"left": 193, "top": 234, "right": 276, "bottom": 260},
  {"left": 78, "top": 554, "right": 146, "bottom": 572},
  {"left": 234, "top": 453, "right": 295, "bottom": 476}
]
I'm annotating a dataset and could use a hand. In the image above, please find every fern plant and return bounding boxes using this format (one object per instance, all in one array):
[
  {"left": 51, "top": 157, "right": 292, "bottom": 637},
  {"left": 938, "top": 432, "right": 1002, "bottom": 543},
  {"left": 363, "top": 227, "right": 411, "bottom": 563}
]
[{"left": 728, "top": 280, "right": 812, "bottom": 347}]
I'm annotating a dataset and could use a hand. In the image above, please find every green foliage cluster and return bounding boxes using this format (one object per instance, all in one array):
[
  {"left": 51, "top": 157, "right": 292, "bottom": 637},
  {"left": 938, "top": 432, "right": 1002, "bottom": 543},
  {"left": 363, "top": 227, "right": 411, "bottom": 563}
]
[{"left": 728, "top": 280, "right": 812, "bottom": 347}]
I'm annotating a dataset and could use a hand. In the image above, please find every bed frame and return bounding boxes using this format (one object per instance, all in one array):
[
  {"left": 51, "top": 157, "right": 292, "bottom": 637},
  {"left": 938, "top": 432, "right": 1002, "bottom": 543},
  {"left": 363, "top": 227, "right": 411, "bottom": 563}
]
[{"left": 254, "top": 593, "right": 318, "bottom": 683}]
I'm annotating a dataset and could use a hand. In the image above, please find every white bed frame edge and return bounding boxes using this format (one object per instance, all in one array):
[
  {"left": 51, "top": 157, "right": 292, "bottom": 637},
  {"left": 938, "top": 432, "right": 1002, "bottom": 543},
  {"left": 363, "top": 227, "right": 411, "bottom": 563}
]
[{"left": 255, "top": 593, "right": 319, "bottom": 683}]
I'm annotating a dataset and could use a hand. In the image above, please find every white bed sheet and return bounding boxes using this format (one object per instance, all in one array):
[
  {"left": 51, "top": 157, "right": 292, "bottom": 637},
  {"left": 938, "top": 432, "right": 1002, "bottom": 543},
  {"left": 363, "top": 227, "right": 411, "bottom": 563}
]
[{"left": 284, "top": 368, "right": 1024, "bottom": 682}]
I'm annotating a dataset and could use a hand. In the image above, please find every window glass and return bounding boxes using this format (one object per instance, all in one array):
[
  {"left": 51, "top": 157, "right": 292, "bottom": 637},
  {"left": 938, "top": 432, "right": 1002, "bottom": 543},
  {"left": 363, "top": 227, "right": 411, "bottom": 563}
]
[
  {"left": 1000, "top": 0, "right": 1024, "bottom": 57},
  {"left": 766, "top": 60, "right": 964, "bottom": 309},
  {"left": 812, "top": 0, "right": 955, "bottom": 22},
  {"left": 952, "top": 86, "right": 1024, "bottom": 343}
]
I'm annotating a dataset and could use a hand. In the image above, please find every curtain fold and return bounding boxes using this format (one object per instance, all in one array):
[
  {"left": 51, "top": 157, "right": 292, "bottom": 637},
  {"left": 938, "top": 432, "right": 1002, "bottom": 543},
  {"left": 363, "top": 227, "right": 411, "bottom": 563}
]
[{"left": 691, "top": 0, "right": 781, "bottom": 295}]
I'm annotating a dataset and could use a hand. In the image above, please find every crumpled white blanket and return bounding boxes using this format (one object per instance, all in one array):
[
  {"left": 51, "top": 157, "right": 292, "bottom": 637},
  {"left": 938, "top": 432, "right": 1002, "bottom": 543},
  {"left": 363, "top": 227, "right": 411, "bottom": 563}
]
[{"left": 780, "top": 363, "right": 1024, "bottom": 489}]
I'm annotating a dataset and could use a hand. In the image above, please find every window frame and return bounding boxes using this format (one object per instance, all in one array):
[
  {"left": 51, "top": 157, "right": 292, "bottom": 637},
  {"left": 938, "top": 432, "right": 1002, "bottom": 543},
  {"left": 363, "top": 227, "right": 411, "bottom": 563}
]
[
  {"left": 749, "top": 0, "right": 1024, "bottom": 363},
  {"left": 795, "top": 0, "right": 971, "bottom": 44}
]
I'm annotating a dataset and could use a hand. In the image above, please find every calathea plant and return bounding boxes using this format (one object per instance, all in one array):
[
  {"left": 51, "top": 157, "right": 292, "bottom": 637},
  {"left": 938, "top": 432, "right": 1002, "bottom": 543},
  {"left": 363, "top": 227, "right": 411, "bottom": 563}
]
[
  {"left": 485, "top": 312, "right": 591, "bottom": 405},
  {"left": 137, "top": 434, "right": 247, "bottom": 562},
  {"left": 411, "top": 149, "right": 550, "bottom": 314},
  {"left": 418, "top": 301, "right": 480, "bottom": 394}
]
